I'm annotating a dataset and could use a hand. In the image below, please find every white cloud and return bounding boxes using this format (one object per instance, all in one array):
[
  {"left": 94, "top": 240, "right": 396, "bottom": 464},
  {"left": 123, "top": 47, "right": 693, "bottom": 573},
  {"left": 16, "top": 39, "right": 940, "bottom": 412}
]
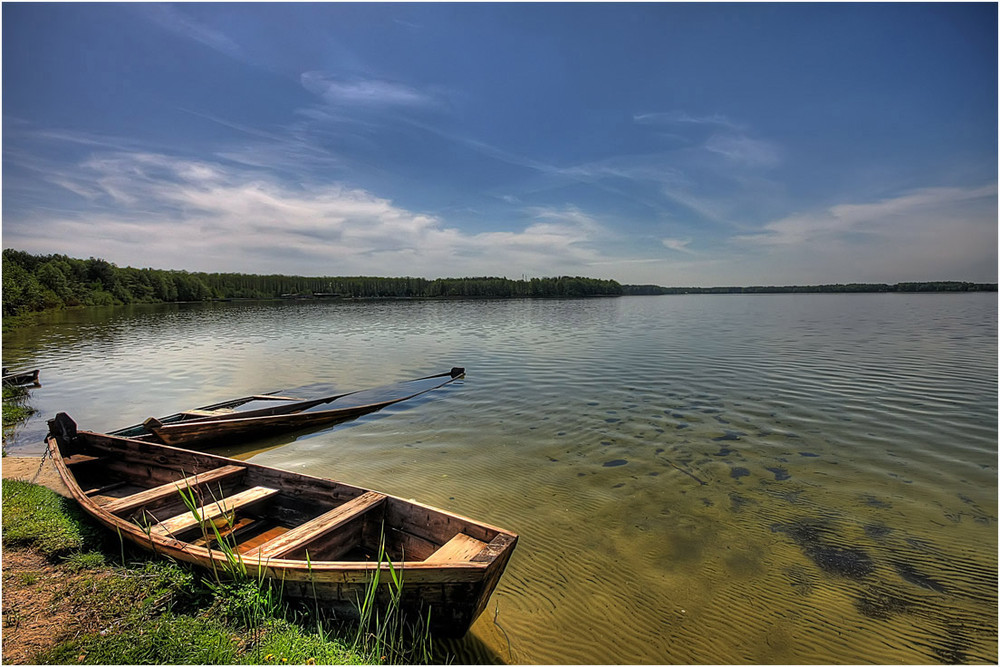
[
  {"left": 300, "top": 72, "right": 439, "bottom": 108},
  {"left": 661, "top": 237, "right": 694, "bottom": 253},
  {"left": 738, "top": 185, "right": 997, "bottom": 247},
  {"left": 4, "top": 151, "right": 613, "bottom": 279},
  {"left": 5, "top": 129, "right": 993, "bottom": 287},
  {"left": 730, "top": 185, "right": 998, "bottom": 283},
  {"left": 704, "top": 134, "right": 780, "bottom": 168},
  {"left": 633, "top": 111, "right": 740, "bottom": 129}
]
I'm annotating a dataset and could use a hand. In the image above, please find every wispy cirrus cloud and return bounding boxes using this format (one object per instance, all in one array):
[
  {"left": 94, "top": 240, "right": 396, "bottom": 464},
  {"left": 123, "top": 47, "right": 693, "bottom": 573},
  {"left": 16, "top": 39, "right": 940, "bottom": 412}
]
[
  {"left": 300, "top": 72, "right": 442, "bottom": 109},
  {"left": 140, "top": 4, "right": 244, "bottom": 60},
  {"left": 738, "top": 184, "right": 997, "bottom": 247},
  {"left": 661, "top": 237, "right": 695, "bottom": 253},
  {"left": 729, "top": 184, "right": 998, "bottom": 282},
  {"left": 632, "top": 111, "right": 741, "bottom": 129},
  {"left": 704, "top": 134, "right": 781, "bottom": 168}
]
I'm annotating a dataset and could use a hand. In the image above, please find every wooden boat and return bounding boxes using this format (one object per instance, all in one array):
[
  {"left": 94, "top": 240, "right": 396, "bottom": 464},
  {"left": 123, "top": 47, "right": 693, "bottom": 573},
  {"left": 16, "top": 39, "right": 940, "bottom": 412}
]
[
  {"left": 110, "top": 368, "right": 465, "bottom": 447},
  {"left": 2, "top": 368, "right": 40, "bottom": 387},
  {"left": 46, "top": 413, "right": 517, "bottom": 637}
]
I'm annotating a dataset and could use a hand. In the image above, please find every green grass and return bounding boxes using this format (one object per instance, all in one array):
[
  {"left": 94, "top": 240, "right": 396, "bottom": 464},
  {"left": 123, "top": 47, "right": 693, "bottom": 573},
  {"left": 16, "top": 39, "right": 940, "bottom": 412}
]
[
  {"left": 2, "top": 480, "right": 102, "bottom": 556},
  {"left": 36, "top": 613, "right": 366, "bottom": 665},
  {"left": 2, "top": 479, "right": 451, "bottom": 665}
]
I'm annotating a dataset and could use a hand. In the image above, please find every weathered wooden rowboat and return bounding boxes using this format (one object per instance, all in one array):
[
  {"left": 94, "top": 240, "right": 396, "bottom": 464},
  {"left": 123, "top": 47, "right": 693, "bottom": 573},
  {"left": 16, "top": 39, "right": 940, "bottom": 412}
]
[
  {"left": 46, "top": 413, "right": 517, "bottom": 637},
  {"left": 110, "top": 368, "right": 465, "bottom": 448},
  {"left": 2, "top": 368, "right": 40, "bottom": 387}
]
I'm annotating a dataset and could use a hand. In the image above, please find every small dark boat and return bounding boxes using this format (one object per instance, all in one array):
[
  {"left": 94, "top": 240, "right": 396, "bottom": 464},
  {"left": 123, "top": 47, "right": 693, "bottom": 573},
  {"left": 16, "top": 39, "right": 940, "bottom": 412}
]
[
  {"left": 46, "top": 413, "right": 517, "bottom": 637},
  {"left": 110, "top": 368, "right": 464, "bottom": 447},
  {"left": 2, "top": 368, "right": 40, "bottom": 387}
]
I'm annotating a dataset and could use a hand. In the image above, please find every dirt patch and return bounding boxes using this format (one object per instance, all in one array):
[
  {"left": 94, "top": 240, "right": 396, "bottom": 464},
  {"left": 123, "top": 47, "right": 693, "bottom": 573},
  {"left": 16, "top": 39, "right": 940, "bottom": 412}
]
[
  {"left": 2, "top": 547, "right": 113, "bottom": 663},
  {"left": 1, "top": 457, "right": 69, "bottom": 497}
]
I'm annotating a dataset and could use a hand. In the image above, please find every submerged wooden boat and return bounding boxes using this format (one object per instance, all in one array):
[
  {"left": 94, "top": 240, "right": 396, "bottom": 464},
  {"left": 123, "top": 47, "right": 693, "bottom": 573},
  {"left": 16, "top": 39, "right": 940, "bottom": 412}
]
[
  {"left": 46, "top": 413, "right": 517, "bottom": 637},
  {"left": 2, "top": 368, "right": 40, "bottom": 387},
  {"left": 110, "top": 368, "right": 465, "bottom": 447}
]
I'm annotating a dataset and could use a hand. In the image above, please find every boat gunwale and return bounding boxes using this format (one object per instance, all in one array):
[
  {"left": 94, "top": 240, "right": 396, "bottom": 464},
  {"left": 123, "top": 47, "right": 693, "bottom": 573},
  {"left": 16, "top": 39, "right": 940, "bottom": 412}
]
[
  {"left": 2, "top": 368, "right": 40, "bottom": 385},
  {"left": 46, "top": 426, "right": 515, "bottom": 576},
  {"left": 110, "top": 368, "right": 466, "bottom": 445}
]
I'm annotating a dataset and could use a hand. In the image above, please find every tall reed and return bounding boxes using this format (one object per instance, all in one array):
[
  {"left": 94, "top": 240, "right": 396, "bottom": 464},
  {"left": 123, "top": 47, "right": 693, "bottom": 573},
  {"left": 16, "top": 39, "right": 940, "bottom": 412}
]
[{"left": 352, "top": 530, "right": 434, "bottom": 664}]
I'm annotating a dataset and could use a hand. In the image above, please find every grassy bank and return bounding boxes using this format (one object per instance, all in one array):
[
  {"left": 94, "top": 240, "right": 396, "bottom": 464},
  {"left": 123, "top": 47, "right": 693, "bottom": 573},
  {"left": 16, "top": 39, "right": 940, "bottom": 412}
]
[{"left": 2, "top": 478, "right": 447, "bottom": 664}]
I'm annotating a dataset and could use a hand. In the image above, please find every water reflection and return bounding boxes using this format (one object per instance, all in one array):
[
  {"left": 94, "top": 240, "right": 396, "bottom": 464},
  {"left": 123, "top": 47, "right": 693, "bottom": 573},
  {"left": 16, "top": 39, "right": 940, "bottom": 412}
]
[{"left": 3, "top": 295, "right": 997, "bottom": 663}]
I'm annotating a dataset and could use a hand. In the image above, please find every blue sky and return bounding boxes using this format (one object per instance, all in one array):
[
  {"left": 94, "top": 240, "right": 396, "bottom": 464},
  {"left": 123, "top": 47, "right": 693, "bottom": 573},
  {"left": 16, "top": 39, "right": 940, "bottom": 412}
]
[{"left": 3, "top": 3, "right": 997, "bottom": 286}]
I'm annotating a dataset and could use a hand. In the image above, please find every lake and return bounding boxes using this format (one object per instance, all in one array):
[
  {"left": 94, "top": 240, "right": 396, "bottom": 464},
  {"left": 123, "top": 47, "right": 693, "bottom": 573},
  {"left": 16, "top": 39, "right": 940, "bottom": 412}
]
[{"left": 3, "top": 294, "right": 997, "bottom": 664}]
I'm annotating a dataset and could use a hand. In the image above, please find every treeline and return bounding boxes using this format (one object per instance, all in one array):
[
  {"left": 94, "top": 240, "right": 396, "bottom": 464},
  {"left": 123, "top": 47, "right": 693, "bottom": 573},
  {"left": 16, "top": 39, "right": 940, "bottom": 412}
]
[
  {"left": 5, "top": 249, "right": 993, "bottom": 319},
  {"left": 624, "top": 282, "right": 998, "bottom": 295},
  {"left": 1, "top": 249, "right": 623, "bottom": 317}
]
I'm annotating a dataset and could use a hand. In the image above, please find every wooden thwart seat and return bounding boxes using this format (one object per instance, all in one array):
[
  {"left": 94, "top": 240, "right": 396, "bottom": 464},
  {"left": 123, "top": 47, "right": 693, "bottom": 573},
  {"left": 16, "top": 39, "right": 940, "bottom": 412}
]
[
  {"left": 180, "top": 409, "right": 233, "bottom": 418},
  {"left": 149, "top": 485, "right": 279, "bottom": 538},
  {"left": 65, "top": 454, "right": 103, "bottom": 467},
  {"left": 102, "top": 465, "right": 246, "bottom": 515},
  {"left": 424, "top": 533, "right": 488, "bottom": 563},
  {"left": 245, "top": 491, "right": 387, "bottom": 560}
]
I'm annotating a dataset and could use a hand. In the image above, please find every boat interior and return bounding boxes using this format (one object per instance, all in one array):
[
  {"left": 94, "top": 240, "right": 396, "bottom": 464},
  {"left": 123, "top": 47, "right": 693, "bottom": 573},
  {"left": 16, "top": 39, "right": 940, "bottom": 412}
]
[{"left": 58, "top": 436, "right": 499, "bottom": 566}]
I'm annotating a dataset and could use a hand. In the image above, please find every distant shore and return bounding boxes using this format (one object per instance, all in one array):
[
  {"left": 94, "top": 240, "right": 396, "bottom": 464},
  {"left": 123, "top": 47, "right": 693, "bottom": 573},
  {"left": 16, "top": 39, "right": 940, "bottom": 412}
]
[
  {"left": 623, "top": 281, "right": 997, "bottom": 295},
  {"left": 3, "top": 249, "right": 996, "bottom": 330}
]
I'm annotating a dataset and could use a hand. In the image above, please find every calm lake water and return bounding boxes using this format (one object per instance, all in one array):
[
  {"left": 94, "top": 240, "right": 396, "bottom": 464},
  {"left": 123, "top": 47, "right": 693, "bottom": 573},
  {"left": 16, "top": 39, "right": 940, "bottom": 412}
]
[{"left": 3, "top": 294, "right": 997, "bottom": 664}]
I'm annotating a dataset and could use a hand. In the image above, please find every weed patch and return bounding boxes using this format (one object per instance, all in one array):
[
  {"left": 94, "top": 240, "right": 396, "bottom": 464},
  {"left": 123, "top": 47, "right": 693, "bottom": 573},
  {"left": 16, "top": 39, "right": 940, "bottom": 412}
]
[{"left": 2, "top": 385, "right": 35, "bottom": 428}]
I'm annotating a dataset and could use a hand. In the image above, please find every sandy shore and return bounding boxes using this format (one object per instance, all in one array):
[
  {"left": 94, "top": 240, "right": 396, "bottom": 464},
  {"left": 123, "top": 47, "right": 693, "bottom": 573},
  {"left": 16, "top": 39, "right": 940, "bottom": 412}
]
[{"left": 2, "top": 457, "right": 70, "bottom": 497}]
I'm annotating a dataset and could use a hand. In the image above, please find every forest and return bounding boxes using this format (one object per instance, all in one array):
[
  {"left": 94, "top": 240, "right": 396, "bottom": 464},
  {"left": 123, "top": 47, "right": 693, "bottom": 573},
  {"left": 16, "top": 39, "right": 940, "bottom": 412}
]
[
  {"left": 4, "top": 249, "right": 994, "bottom": 319},
  {"left": 1, "top": 249, "right": 623, "bottom": 317}
]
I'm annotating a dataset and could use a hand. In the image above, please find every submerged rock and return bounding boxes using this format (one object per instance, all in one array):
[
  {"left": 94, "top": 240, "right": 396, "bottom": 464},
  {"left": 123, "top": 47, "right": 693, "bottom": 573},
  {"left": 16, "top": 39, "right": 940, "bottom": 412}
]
[
  {"left": 861, "top": 494, "right": 892, "bottom": 508},
  {"left": 773, "top": 518, "right": 875, "bottom": 580},
  {"left": 863, "top": 523, "right": 893, "bottom": 540},
  {"left": 809, "top": 544, "right": 875, "bottom": 579},
  {"left": 892, "top": 560, "right": 948, "bottom": 593},
  {"left": 765, "top": 466, "right": 791, "bottom": 481},
  {"left": 855, "top": 586, "right": 910, "bottom": 619}
]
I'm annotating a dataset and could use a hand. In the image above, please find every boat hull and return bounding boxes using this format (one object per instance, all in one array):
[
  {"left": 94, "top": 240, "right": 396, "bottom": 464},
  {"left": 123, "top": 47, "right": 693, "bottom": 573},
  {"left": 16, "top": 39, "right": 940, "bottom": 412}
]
[
  {"left": 149, "top": 400, "right": 402, "bottom": 446},
  {"left": 46, "top": 414, "right": 516, "bottom": 637},
  {"left": 2, "top": 368, "right": 40, "bottom": 387},
  {"left": 110, "top": 368, "right": 465, "bottom": 448}
]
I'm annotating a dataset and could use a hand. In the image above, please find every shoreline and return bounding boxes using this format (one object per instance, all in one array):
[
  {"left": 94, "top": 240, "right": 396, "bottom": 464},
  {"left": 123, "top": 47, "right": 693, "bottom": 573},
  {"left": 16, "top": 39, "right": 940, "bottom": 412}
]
[{"left": 1, "top": 457, "right": 69, "bottom": 497}]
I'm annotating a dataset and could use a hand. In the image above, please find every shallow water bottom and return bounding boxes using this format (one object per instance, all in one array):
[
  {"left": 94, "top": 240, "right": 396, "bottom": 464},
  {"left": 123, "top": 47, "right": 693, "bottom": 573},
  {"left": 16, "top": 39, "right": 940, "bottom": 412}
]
[{"left": 3, "top": 295, "right": 996, "bottom": 663}]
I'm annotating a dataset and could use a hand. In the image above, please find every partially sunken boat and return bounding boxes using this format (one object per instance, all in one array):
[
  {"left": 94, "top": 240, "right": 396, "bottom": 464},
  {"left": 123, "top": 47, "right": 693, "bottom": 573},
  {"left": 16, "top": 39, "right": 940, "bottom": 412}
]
[
  {"left": 2, "top": 368, "right": 40, "bottom": 387},
  {"left": 46, "top": 413, "right": 517, "bottom": 637},
  {"left": 110, "top": 368, "right": 465, "bottom": 447}
]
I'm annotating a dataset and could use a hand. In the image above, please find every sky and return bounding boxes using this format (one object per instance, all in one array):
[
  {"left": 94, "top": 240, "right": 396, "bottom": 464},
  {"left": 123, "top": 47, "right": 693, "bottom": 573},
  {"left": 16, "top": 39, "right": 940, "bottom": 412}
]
[{"left": 2, "top": 2, "right": 997, "bottom": 286}]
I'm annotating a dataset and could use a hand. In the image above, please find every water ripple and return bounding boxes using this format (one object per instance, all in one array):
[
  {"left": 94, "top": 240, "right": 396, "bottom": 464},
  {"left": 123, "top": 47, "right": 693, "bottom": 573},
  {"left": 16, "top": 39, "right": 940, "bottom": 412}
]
[{"left": 3, "top": 294, "right": 996, "bottom": 664}]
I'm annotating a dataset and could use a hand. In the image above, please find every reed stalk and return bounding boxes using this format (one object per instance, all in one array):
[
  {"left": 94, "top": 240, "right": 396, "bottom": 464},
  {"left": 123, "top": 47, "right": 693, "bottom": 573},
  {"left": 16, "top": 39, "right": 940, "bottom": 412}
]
[{"left": 352, "top": 528, "right": 434, "bottom": 664}]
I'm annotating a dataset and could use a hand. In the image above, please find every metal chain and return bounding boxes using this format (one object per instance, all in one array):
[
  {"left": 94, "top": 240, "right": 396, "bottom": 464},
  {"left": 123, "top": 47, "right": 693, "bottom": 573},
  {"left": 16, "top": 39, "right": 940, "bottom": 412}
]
[{"left": 28, "top": 444, "right": 51, "bottom": 485}]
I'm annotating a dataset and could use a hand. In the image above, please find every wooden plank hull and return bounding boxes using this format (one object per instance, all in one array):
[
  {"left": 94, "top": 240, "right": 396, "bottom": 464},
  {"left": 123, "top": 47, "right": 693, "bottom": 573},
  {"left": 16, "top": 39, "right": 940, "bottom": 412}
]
[
  {"left": 110, "top": 368, "right": 465, "bottom": 448},
  {"left": 148, "top": 400, "right": 404, "bottom": 446},
  {"left": 46, "top": 413, "right": 516, "bottom": 637},
  {"left": 2, "top": 368, "right": 40, "bottom": 387}
]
